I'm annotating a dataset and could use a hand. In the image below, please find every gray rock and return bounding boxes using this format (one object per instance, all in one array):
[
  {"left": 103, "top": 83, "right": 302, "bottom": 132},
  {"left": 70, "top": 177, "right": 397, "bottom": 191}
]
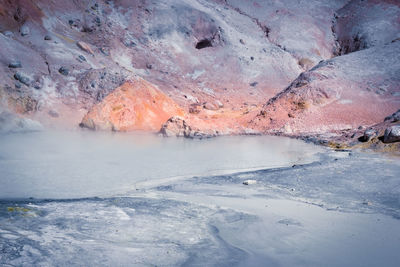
[
  {"left": 361, "top": 129, "right": 377, "bottom": 142},
  {"left": 44, "top": 35, "right": 52, "bottom": 40},
  {"left": 122, "top": 33, "right": 137, "bottom": 47},
  {"left": 250, "top": 82, "right": 258, "bottom": 87},
  {"left": 58, "top": 67, "right": 69, "bottom": 76},
  {"left": 14, "top": 72, "right": 30, "bottom": 86},
  {"left": 8, "top": 61, "right": 22, "bottom": 68},
  {"left": 48, "top": 110, "right": 59, "bottom": 118},
  {"left": 20, "top": 25, "right": 30, "bottom": 36},
  {"left": 383, "top": 125, "right": 400, "bottom": 143},
  {"left": 3, "top": 31, "right": 13, "bottom": 37}
]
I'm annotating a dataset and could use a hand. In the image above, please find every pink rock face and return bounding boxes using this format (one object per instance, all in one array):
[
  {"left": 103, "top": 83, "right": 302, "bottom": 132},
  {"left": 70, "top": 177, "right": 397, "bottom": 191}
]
[
  {"left": 80, "top": 77, "right": 184, "bottom": 131},
  {"left": 252, "top": 41, "right": 400, "bottom": 135}
]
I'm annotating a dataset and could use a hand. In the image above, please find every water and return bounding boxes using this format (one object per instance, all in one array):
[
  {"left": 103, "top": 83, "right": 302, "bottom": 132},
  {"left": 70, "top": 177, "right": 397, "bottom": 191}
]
[
  {"left": 1, "top": 131, "right": 400, "bottom": 266},
  {"left": 0, "top": 131, "right": 323, "bottom": 199}
]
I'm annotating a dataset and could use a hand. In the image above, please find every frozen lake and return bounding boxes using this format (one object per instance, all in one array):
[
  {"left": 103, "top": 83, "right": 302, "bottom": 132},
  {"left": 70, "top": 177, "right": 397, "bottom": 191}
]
[
  {"left": 1, "top": 131, "right": 400, "bottom": 266},
  {"left": 0, "top": 131, "right": 323, "bottom": 199}
]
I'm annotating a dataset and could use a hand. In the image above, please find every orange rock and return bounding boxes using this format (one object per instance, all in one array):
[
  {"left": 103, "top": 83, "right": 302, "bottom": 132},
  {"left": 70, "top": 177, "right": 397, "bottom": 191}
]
[{"left": 80, "top": 77, "right": 184, "bottom": 131}]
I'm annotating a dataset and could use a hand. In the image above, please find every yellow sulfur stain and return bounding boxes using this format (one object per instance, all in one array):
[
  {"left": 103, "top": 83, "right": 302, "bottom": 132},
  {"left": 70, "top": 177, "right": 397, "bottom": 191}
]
[{"left": 7, "top": 207, "right": 30, "bottom": 212}]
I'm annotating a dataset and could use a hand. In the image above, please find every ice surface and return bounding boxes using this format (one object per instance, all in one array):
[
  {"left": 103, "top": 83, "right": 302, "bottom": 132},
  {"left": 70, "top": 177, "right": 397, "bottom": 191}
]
[
  {"left": 0, "top": 131, "right": 323, "bottom": 199},
  {"left": 1, "top": 132, "right": 400, "bottom": 266}
]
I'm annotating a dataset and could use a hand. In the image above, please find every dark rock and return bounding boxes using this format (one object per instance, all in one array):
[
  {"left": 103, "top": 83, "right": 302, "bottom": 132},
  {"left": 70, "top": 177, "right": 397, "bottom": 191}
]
[
  {"left": 14, "top": 72, "right": 30, "bottom": 86},
  {"left": 33, "top": 79, "right": 43, "bottom": 90},
  {"left": 8, "top": 61, "right": 22, "bottom": 68},
  {"left": 384, "top": 109, "right": 400, "bottom": 123},
  {"left": 44, "top": 35, "right": 52, "bottom": 40},
  {"left": 196, "top": 39, "right": 212, "bottom": 49},
  {"left": 383, "top": 125, "right": 400, "bottom": 143},
  {"left": 100, "top": 47, "right": 109, "bottom": 56},
  {"left": 58, "top": 67, "right": 69, "bottom": 76},
  {"left": 250, "top": 82, "right": 258, "bottom": 87},
  {"left": 48, "top": 110, "right": 59, "bottom": 118},
  {"left": 78, "top": 55, "right": 87, "bottom": 62}
]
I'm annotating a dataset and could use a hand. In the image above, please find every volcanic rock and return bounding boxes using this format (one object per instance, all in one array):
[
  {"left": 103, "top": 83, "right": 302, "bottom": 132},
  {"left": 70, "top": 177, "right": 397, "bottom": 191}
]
[
  {"left": 13, "top": 72, "right": 30, "bottom": 86},
  {"left": 252, "top": 41, "right": 400, "bottom": 134},
  {"left": 58, "top": 67, "right": 69, "bottom": 76},
  {"left": 159, "top": 116, "right": 192, "bottom": 137},
  {"left": 361, "top": 129, "right": 377, "bottom": 142},
  {"left": 383, "top": 126, "right": 400, "bottom": 143},
  {"left": 334, "top": 0, "right": 400, "bottom": 55},
  {"left": 80, "top": 77, "right": 184, "bottom": 131},
  {"left": 8, "top": 61, "right": 22, "bottom": 68}
]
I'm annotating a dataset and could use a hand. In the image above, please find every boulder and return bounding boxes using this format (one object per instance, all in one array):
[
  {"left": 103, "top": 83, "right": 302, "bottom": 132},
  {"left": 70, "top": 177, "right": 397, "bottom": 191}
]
[
  {"left": 159, "top": 116, "right": 192, "bottom": 137},
  {"left": 203, "top": 102, "right": 219, "bottom": 111},
  {"left": 383, "top": 125, "right": 400, "bottom": 143},
  {"left": 58, "top": 67, "right": 69, "bottom": 76},
  {"left": 361, "top": 129, "right": 377, "bottom": 142},
  {"left": 13, "top": 72, "right": 30, "bottom": 86}
]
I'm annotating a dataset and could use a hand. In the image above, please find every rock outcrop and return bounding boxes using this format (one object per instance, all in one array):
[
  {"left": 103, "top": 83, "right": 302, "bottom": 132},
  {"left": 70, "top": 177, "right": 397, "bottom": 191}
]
[
  {"left": 252, "top": 41, "right": 400, "bottom": 135},
  {"left": 334, "top": 0, "right": 400, "bottom": 55},
  {"left": 80, "top": 77, "right": 184, "bottom": 131},
  {"left": 159, "top": 116, "right": 192, "bottom": 138},
  {"left": 384, "top": 126, "right": 400, "bottom": 143}
]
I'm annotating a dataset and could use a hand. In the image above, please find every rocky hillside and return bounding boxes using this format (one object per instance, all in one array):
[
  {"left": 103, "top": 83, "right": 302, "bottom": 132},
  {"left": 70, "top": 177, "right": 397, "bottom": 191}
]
[{"left": 0, "top": 0, "right": 399, "bottom": 145}]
